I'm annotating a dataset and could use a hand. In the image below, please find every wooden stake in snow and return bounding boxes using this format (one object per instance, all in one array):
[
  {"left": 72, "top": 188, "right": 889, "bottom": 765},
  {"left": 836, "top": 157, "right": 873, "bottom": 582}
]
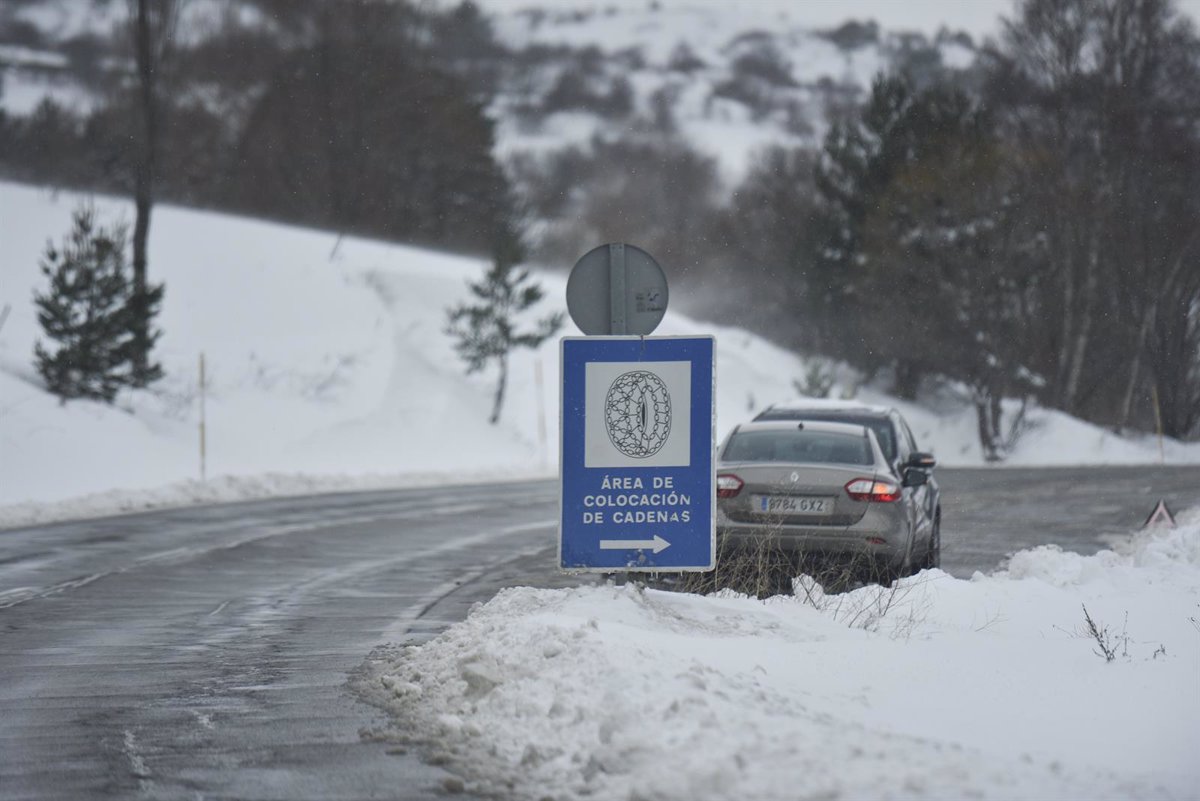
[
  {"left": 535, "top": 359, "right": 548, "bottom": 470},
  {"left": 199, "top": 352, "right": 207, "bottom": 482}
]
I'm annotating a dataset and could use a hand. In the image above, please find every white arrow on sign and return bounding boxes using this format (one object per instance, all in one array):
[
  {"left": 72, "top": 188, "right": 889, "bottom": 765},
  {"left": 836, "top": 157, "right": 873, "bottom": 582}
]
[{"left": 599, "top": 535, "right": 671, "bottom": 554}]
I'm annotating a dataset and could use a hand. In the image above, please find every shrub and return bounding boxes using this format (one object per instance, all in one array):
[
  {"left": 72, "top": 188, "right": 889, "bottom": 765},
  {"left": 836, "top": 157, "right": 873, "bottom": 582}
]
[{"left": 33, "top": 204, "right": 163, "bottom": 402}]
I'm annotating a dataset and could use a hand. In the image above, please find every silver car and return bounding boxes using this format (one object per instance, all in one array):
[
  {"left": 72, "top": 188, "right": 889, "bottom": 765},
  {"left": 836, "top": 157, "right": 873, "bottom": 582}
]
[{"left": 715, "top": 419, "right": 936, "bottom": 582}]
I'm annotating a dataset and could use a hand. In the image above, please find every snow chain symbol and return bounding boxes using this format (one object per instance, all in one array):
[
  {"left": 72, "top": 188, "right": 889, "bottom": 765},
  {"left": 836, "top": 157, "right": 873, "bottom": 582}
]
[{"left": 604, "top": 370, "right": 672, "bottom": 458}]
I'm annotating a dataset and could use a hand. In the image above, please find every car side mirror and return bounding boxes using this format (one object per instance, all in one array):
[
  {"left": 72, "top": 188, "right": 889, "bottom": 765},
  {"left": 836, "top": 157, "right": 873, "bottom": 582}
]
[
  {"left": 907, "top": 452, "right": 936, "bottom": 470},
  {"left": 902, "top": 467, "right": 929, "bottom": 488}
]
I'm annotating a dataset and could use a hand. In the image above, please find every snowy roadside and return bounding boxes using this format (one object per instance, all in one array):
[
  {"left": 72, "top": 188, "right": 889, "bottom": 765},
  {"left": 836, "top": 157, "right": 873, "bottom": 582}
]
[{"left": 360, "top": 513, "right": 1200, "bottom": 800}]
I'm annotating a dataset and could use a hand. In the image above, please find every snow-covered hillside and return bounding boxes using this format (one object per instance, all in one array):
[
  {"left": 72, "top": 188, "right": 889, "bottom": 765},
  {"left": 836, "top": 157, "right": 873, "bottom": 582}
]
[
  {"left": 0, "top": 0, "right": 979, "bottom": 187},
  {"left": 485, "top": 2, "right": 976, "bottom": 183},
  {"left": 1, "top": 181, "right": 1196, "bottom": 527}
]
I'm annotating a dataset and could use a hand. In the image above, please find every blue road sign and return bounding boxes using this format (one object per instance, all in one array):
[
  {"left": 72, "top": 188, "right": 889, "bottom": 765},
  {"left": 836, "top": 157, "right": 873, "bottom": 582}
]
[{"left": 559, "top": 336, "right": 715, "bottom": 571}]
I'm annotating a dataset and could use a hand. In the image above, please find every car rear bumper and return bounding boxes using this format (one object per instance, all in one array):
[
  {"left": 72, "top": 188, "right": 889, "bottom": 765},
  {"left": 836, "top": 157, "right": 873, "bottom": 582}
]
[{"left": 716, "top": 505, "right": 908, "bottom": 569}]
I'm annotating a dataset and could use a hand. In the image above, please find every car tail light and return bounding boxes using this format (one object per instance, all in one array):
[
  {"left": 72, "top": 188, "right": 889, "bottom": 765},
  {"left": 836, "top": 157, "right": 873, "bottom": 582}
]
[
  {"left": 716, "top": 474, "right": 744, "bottom": 498},
  {"left": 844, "top": 478, "right": 901, "bottom": 502}
]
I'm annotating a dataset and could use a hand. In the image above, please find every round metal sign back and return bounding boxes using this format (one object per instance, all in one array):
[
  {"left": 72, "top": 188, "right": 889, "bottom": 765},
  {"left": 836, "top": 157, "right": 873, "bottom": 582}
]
[{"left": 566, "top": 243, "right": 668, "bottom": 336}]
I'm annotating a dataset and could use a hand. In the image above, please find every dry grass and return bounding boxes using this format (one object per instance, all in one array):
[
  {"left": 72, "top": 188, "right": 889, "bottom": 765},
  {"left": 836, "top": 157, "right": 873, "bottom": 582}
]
[
  {"left": 659, "top": 495, "right": 912, "bottom": 603},
  {"left": 1056, "top": 604, "right": 1129, "bottom": 662}
]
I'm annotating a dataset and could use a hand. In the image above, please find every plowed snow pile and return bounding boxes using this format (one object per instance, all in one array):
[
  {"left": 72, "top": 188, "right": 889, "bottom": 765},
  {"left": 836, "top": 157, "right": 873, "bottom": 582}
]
[{"left": 363, "top": 514, "right": 1200, "bottom": 800}]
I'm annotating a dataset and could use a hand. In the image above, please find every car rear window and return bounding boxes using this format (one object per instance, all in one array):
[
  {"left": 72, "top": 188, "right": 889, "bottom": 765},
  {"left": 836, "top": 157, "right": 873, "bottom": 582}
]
[
  {"left": 723, "top": 430, "right": 872, "bottom": 465},
  {"left": 754, "top": 411, "right": 896, "bottom": 462}
]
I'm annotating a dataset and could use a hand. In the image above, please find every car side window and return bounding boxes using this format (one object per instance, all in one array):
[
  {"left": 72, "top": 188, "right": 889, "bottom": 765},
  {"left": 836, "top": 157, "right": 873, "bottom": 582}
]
[
  {"left": 899, "top": 417, "right": 918, "bottom": 452},
  {"left": 869, "top": 422, "right": 896, "bottom": 463},
  {"left": 890, "top": 413, "right": 911, "bottom": 465}
]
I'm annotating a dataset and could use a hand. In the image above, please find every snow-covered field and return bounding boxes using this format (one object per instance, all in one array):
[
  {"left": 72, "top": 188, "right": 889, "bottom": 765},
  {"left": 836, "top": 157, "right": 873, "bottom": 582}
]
[
  {"left": 362, "top": 512, "right": 1200, "bottom": 800},
  {"left": 1, "top": 180, "right": 1197, "bottom": 528}
]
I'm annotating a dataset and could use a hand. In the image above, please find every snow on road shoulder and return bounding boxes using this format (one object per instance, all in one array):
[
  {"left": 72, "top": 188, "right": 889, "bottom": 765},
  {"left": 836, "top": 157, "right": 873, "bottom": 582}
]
[{"left": 363, "top": 514, "right": 1200, "bottom": 800}]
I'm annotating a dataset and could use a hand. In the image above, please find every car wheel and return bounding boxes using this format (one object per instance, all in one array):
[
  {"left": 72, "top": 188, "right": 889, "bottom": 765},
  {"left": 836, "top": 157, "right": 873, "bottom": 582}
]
[{"left": 922, "top": 516, "right": 941, "bottom": 570}]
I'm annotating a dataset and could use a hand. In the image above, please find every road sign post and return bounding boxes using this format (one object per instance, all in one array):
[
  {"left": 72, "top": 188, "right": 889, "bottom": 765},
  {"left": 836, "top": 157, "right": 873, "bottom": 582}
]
[{"left": 559, "top": 335, "right": 715, "bottom": 572}]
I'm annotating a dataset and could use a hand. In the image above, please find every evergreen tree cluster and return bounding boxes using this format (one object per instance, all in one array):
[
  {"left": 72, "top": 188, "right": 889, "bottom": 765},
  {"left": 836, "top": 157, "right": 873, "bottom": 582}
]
[{"left": 33, "top": 205, "right": 163, "bottom": 403}]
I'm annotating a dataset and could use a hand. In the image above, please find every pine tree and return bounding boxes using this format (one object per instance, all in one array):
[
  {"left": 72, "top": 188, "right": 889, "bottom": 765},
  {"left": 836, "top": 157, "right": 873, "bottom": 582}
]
[
  {"left": 814, "top": 74, "right": 1046, "bottom": 457},
  {"left": 33, "top": 204, "right": 163, "bottom": 403},
  {"left": 446, "top": 235, "right": 563, "bottom": 425},
  {"left": 810, "top": 74, "right": 914, "bottom": 369}
]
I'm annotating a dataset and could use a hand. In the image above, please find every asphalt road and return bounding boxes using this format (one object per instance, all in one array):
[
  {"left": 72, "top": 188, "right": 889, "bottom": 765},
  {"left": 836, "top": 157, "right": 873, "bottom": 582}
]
[
  {"left": 936, "top": 466, "right": 1200, "bottom": 576},
  {"left": 1, "top": 467, "right": 1197, "bottom": 800}
]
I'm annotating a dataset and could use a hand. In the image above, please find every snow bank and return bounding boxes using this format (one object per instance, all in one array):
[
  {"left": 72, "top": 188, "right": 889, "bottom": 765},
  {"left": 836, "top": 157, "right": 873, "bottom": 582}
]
[
  {"left": 859, "top": 388, "right": 1200, "bottom": 466},
  {"left": 363, "top": 513, "right": 1200, "bottom": 800}
]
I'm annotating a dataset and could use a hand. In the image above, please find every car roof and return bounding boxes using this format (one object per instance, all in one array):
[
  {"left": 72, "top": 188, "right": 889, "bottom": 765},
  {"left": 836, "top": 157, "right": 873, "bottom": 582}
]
[
  {"left": 731, "top": 419, "right": 874, "bottom": 437},
  {"left": 756, "top": 398, "right": 895, "bottom": 418},
  {"left": 723, "top": 420, "right": 887, "bottom": 465}
]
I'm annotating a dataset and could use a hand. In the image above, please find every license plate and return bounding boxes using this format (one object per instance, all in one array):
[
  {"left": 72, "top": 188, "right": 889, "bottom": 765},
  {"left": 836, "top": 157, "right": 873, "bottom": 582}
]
[{"left": 753, "top": 495, "right": 833, "bottom": 515}]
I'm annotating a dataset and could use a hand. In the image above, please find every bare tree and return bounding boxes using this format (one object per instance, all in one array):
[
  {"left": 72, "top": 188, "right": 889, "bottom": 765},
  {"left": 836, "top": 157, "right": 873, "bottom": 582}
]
[
  {"left": 127, "top": 0, "right": 179, "bottom": 385},
  {"left": 991, "top": 0, "right": 1200, "bottom": 426}
]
